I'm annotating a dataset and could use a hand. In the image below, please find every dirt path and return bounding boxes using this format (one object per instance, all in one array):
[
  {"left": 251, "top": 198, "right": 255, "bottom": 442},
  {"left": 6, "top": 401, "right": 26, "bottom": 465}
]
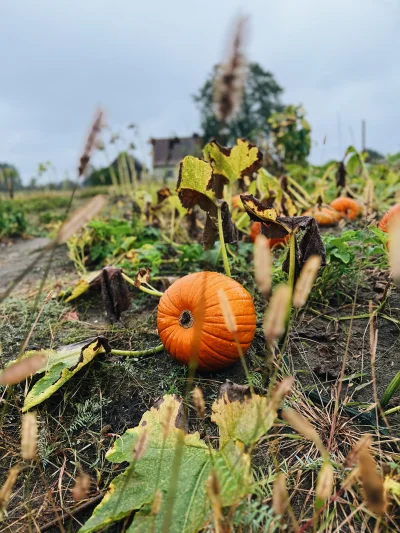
[{"left": 0, "top": 238, "right": 74, "bottom": 292}]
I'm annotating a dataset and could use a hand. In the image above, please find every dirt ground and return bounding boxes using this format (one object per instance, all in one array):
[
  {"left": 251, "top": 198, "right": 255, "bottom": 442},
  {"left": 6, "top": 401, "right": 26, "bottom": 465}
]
[{"left": 0, "top": 238, "right": 399, "bottom": 532}]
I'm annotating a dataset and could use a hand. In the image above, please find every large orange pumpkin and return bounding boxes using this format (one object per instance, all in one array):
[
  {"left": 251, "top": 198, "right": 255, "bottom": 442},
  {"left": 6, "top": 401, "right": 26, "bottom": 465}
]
[
  {"left": 302, "top": 206, "right": 342, "bottom": 226},
  {"left": 157, "top": 272, "right": 256, "bottom": 371},
  {"left": 250, "top": 221, "right": 289, "bottom": 248},
  {"left": 378, "top": 203, "right": 400, "bottom": 232},
  {"left": 330, "top": 198, "right": 361, "bottom": 220}
]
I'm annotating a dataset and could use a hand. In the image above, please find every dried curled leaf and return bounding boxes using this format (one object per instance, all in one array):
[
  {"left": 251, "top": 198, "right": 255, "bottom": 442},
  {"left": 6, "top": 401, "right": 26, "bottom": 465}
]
[
  {"left": 19, "top": 337, "right": 110, "bottom": 412},
  {"left": 241, "top": 194, "right": 326, "bottom": 278},
  {"left": 135, "top": 268, "right": 152, "bottom": 288},
  {"left": 100, "top": 267, "right": 131, "bottom": 323}
]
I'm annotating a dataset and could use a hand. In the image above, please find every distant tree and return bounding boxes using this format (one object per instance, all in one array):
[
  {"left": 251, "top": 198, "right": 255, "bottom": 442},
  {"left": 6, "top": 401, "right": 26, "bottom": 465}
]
[
  {"left": 364, "top": 148, "right": 384, "bottom": 163},
  {"left": 193, "top": 62, "right": 283, "bottom": 145},
  {"left": 268, "top": 105, "right": 311, "bottom": 166},
  {"left": 84, "top": 152, "right": 143, "bottom": 187},
  {"left": 0, "top": 163, "right": 22, "bottom": 198}
]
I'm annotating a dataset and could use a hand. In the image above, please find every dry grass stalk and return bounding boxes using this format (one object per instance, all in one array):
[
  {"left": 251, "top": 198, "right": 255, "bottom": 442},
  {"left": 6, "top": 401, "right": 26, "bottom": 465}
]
[
  {"left": 357, "top": 446, "right": 386, "bottom": 515},
  {"left": 281, "top": 407, "right": 327, "bottom": 459},
  {"left": 213, "top": 16, "right": 248, "bottom": 123},
  {"left": 217, "top": 289, "right": 237, "bottom": 334},
  {"left": 78, "top": 108, "right": 104, "bottom": 177},
  {"left": 21, "top": 412, "right": 37, "bottom": 460},
  {"left": 152, "top": 489, "right": 163, "bottom": 515},
  {"left": 388, "top": 213, "right": 400, "bottom": 282},
  {"left": 192, "top": 386, "right": 206, "bottom": 419},
  {"left": 0, "top": 352, "right": 47, "bottom": 385},
  {"left": 316, "top": 462, "right": 334, "bottom": 505},
  {"left": 0, "top": 466, "right": 20, "bottom": 518},
  {"left": 254, "top": 234, "right": 272, "bottom": 296},
  {"left": 207, "top": 470, "right": 223, "bottom": 532},
  {"left": 263, "top": 284, "right": 291, "bottom": 343},
  {"left": 272, "top": 472, "right": 289, "bottom": 516},
  {"left": 71, "top": 473, "right": 91, "bottom": 502},
  {"left": 133, "top": 429, "right": 149, "bottom": 462},
  {"left": 57, "top": 194, "right": 108, "bottom": 244},
  {"left": 292, "top": 255, "right": 321, "bottom": 308}
]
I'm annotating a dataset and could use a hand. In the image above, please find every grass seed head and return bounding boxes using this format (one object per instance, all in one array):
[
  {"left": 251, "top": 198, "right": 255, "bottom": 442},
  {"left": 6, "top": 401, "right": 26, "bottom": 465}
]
[
  {"left": 388, "top": 213, "right": 400, "bottom": 282},
  {"left": 133, "top": 429, "right": 149, "bottom": 462},
  {"left": 358, "top": 446, "right": 386, "bottom": 515},
  {"left": 281, "top": 407, "right": 327, "bottom": 459},
  {"left": 344, "top": 434, "right": 373, "bottom": 468},
  {"left": 192, "top": 386, "right": 206, "bottom": 419},
  {"left": 263, "top": 284, "right": 291, "bottom": 343},
  {"left": 21, "top": 412, "right": 37, "bottom": 460},
  {"left": 0, "top": 353, "right": 47, "bottom": 386},
  {"left": 152, "top": 489, "right": 163, "bottom": 515},
  {"left": 272, "top": 472, "right": 289, "bottom": 516},
  {"left": 0, "top": 466, "right": 20, "bottom": 519},
  {"left": 254, "top": 234, "right": 272, "bottom": 297},
  {"left": 207, "top": 470, "right": 222, "bottom": 522},
  {"left": 315, "top": 462, "right": 334, "bottom": 507},
  {"left": 162, "top": 404, "right": 174, "bottom": 439},
  {"left": 78, "top": 108, "right": 104, "bottom": 177},
  {"left": 293, "top": 255, "right": 321, "bottom": 308},
  {"left": 71, "top": 473, "right": 91, "bottom": 502},
  {"left": 218, "top": 288, "right": 237, "bottom": 334},
  {"left": 213, "top": 16, "right": 248, "bottom": 123},
  {"left": 270, "top": 376, "right": 294, "bottom": 411}
]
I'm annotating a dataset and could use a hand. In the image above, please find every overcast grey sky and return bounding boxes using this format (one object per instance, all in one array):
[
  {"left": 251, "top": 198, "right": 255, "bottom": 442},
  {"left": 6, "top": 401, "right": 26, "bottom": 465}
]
[{"left": 1, "top": 0, "right": 399, "bottom": 183}]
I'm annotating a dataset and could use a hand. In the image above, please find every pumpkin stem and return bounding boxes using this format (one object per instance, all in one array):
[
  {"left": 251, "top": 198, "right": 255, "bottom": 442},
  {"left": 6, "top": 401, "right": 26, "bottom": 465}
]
[
  {"left": 122, "top": 272, "right": 163, "bottom": 297},
  {"left": 217, "top": 203, "right": 232, "bottom": 277},
  {"left": 179, "top": 310, "right": 194, "bottom": 329}
]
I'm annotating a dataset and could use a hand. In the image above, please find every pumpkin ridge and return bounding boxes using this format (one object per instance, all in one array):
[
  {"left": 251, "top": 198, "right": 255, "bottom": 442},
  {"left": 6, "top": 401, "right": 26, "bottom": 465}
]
[
  {"left": 199, "top": 336, "right": 239, "bottom": 362},
  {"left": 160, "top": 293, "right": 180, "bottom": 316}
]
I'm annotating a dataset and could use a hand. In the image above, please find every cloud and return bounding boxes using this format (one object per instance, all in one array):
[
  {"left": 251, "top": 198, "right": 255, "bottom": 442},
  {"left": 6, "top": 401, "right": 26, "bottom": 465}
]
[{"left": 0, "top": 0, "right": 399, "bottom": 182}]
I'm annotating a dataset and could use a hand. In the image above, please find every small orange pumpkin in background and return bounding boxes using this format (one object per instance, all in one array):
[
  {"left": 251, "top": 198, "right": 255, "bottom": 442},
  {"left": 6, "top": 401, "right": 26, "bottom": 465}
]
[
  {"left": 157, "top": 272, "right": 256, "bottom": 371},
  {"left": 250, "top": 221, "right": 289, "bottom": 248},
  {"left": 302, "top": 206, "right": 342, "bottom": 226},
  {"left": 378, "top": 203, "right": 400, "bottom": 232},
  {"left": 330, "top": 198, "right": 361, "bottom": 220}
]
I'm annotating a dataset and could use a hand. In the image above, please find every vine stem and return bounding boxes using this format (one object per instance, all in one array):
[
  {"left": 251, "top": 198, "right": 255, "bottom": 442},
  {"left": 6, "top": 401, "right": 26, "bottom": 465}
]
[
  {"left": 217, "top": 203, "right": 231, "bottom": 277},
  {"left": 122, "top": 273, "right": 163, "bottom": 297},
  {"left": 110, "top": 344, "right": 164, "bottom": 357}
]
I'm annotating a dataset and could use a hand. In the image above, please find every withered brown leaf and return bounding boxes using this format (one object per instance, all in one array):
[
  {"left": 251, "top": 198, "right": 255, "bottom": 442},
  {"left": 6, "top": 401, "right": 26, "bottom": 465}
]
[
  {"left": 241, "top": 194, "right": 326, "bottom": 279},
  {"left": 100, "top": 267, "right": 131, "bottom": 323}
]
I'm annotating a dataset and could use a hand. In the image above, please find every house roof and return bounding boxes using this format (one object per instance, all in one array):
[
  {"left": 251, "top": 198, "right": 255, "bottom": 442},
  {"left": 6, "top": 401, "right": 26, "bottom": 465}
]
[{"left": 150, "top": 134, "right": 203, "bottom": 167}]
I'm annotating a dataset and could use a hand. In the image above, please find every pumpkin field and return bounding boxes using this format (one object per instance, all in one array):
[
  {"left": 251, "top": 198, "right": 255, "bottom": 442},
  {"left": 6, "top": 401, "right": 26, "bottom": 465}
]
[{"left": 1, "top": 20, "right": 400, "bottom": 533}]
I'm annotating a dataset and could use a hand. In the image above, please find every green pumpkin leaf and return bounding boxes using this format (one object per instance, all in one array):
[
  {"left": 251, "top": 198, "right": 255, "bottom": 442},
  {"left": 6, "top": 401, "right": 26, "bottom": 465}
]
[
  {"left": 203, "top": 139, "right": 262, "bottom": 185},
  {"left": 79, "top": 394, "right": 252, "bottom": 533},
  {"left": 21, "top": 337, "right": 110, "bottom": 412},
  {"left": 176, "top": 156, "right": 216, "bottom": 214}
]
